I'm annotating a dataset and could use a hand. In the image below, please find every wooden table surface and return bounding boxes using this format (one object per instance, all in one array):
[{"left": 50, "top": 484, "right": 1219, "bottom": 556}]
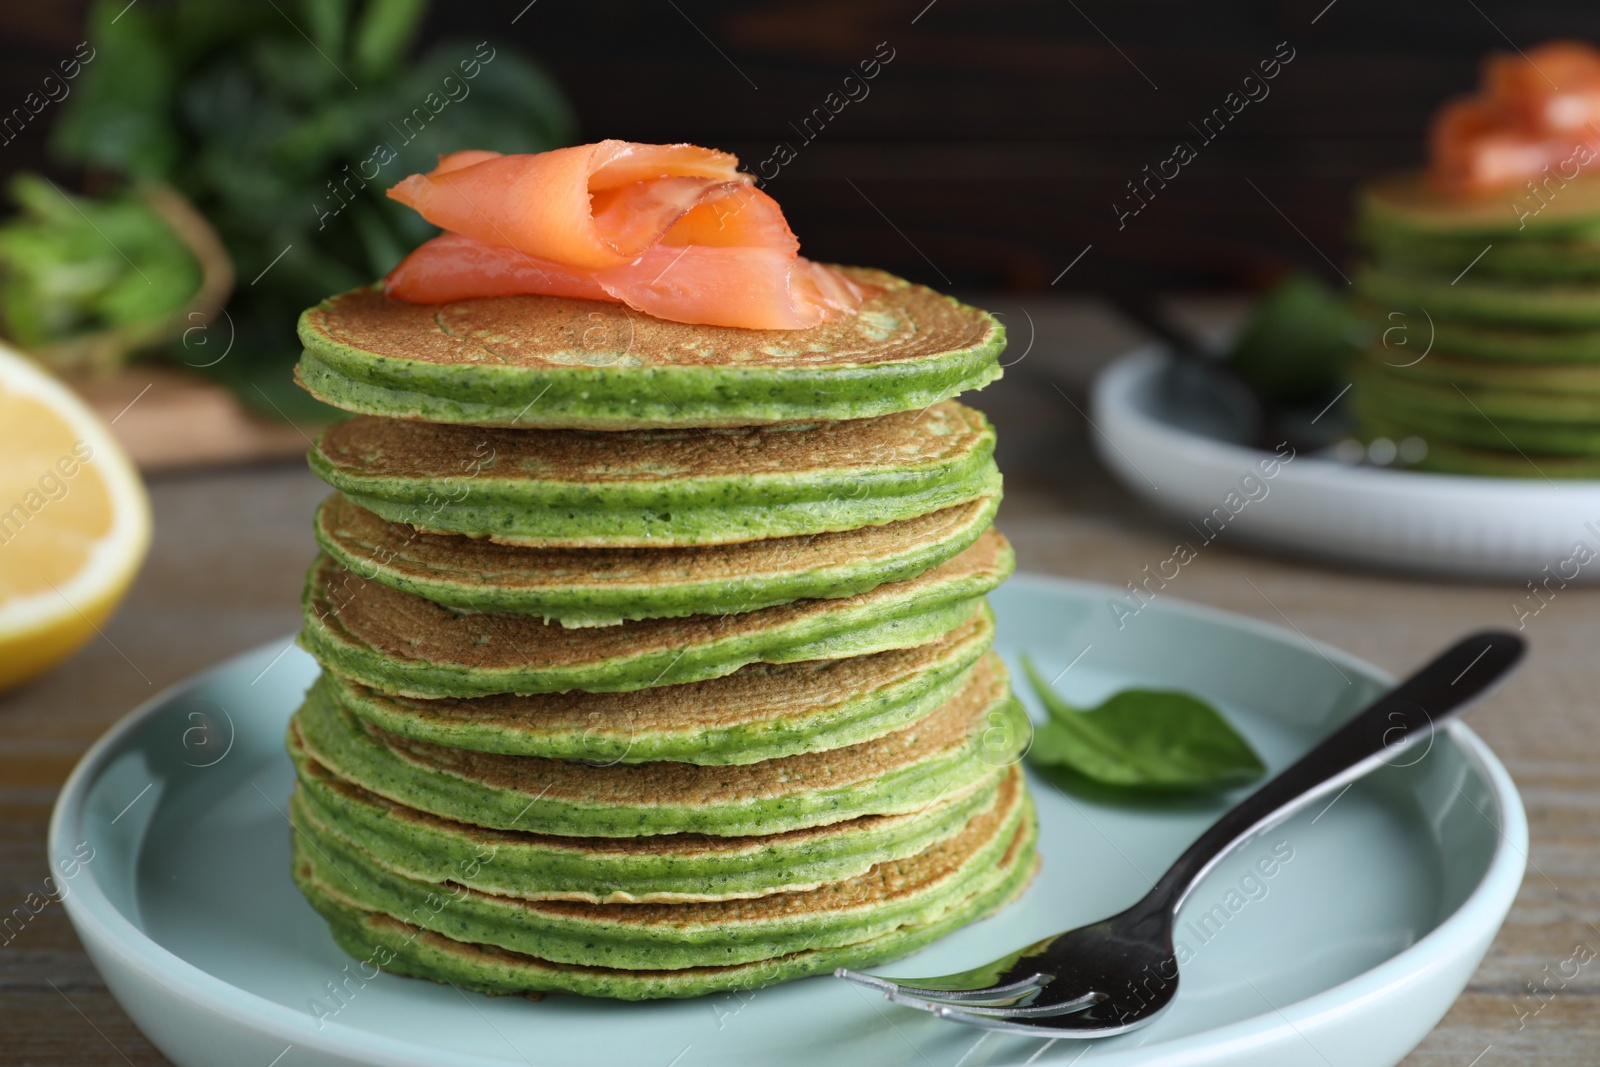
[{"left": 3, "top": 298, "right": 1596, "bottom": 1066}]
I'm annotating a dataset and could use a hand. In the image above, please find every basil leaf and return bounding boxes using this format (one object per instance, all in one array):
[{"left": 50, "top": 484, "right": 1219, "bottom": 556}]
[{"left": 1022, "top": 655, "right": 1266, "bottom": 791}]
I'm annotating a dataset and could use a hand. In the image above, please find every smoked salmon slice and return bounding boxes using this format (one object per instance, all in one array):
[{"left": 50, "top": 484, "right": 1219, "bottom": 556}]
[
  {"left": 384, "top": 141, "right": 864, "bottom": 329},
  {"left": 1430, "top": 40, "right": 1600, "bottom": 197}
]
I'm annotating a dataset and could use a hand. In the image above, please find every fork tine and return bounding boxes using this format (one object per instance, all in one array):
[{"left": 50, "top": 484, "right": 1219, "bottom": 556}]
[
  {"left": 835, "top": 967, "right": 1052, "bottom": 1005},
  {"left": 915, "top": 990, "right": 1103, "bottom": 1018},
  {"left": 887, "top": 985, "right": 1100, "bottom": 1017},
  {"left": 932, "top": 1001, "right": 1142, "bottom": 1038},
  {"left": 833, "top": 968, "right": 899, "bottom": 995},
  {"left": 881, "top": 974, "right": 1052, "bottom": 1004}
]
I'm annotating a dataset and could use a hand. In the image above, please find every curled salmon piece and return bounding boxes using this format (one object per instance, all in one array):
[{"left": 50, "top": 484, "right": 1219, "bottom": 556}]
[
  {"left": 1429, "top": 40, "right": 1600, "bottom": 197},
  {"left": 1484, "top": 41, "right": 1600, "bottom": 132},
  {"left": 384, "top": 141, "right": 864, "bottom": 329},
  {"left": 1429, "top": 97, "right": 1591, "bottom": 196}
]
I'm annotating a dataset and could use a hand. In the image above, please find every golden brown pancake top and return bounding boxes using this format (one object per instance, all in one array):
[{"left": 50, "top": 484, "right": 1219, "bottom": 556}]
[
  {"left": 474, "top": 769, "right": 1024, "bottom": 925},
  {"left": 308, "top": 653, "right": 1007, "bottom": 808},
  {"left": 316, "top": 492, "right": 995, "bottom": 591},
  {"left": 306, "top": 528, "right": 1008, "bottom": 674},
  {"left": 313, "top": 400, "right": 990, "bottom": 485},
  {"left": 291, "top": 745, "right": 997, "bottom": 860},
  {"left": 327, "top": 613, "right": 991, "bottom": 737},
  {"left": 302, "top": 267, "right": 999, "bottom": 371}
]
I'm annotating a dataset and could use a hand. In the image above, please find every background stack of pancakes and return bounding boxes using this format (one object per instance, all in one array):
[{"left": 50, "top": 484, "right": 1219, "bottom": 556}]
[
  {"left": 1352, "top": 174, "right": 1600, "bottom": 477},
  {"left": 285, "top": 267, "right": 1039, "bottom": 999}
]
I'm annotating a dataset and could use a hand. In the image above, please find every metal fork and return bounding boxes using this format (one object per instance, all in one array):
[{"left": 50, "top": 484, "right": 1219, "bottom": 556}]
[{"left": 837, "top": 630, "right": 1525, "bottom": 1037}]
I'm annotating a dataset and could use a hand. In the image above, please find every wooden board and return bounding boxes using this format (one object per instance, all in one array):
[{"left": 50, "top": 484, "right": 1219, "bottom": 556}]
[{"left": 68, "top": 365, "right": 315, "bottom": 472}]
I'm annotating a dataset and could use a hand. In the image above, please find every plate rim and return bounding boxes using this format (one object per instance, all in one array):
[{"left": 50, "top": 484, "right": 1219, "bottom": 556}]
[{"left": 48, "top": 574, "right": 1529, "bottom": 1066}]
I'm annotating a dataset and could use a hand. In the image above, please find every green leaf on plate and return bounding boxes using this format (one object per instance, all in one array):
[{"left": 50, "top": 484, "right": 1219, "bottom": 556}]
[
  {"left": 1022, "top": 655, "right": 1266, "bottom": 791},
  {"left": 1224, "top": 272, "right": 1361, "bottom": 407}
]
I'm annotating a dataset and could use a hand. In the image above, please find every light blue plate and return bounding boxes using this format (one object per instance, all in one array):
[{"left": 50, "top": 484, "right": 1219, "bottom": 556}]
[{"left": 50, "top": 574, "right": 1526, "bottom": 1067}]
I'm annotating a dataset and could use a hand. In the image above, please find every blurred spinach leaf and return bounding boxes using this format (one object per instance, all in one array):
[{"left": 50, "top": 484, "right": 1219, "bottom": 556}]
[
  {"left": 41, "top": 0, "right": 574, "bottom": 416},
  {"left": 0, "top": 176, "right": 200, "bottom": 371},
  {"left": 1224, "top": 273, "right": 1361, "bottom": 408}
]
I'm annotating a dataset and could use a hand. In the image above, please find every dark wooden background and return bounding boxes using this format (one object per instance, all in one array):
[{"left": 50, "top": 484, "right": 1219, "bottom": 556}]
[{"left": 5, "top": 0, "right": 1600, "bottom": 292}]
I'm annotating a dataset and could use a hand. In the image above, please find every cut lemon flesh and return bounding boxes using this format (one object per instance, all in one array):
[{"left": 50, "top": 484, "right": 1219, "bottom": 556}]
[{"left": 0, "top": 344, "right": 150, "bottom": 692}]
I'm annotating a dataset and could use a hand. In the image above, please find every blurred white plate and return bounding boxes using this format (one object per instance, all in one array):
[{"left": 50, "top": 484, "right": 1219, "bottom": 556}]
[{"left": 1091, "top": 348, "right": 1600, "bottom": 583}]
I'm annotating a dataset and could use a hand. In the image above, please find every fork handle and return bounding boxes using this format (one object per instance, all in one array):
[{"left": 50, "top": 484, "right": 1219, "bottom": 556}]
[{"left": 1136, "top": 630, "right": 1525, "bottom": 919}]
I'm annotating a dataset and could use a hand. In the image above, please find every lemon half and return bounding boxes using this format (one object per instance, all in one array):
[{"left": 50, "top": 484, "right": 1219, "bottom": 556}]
[{"left": 0, "top": 344, "right": 150, "bottom": 692}]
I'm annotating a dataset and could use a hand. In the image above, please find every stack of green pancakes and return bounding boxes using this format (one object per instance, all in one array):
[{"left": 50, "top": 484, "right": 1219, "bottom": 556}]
[
  {"left": 1353, "top": 174, "right": 1600, "bottom": 476},
  {"left": 286, "top": 268, "right": 1039, "bottom": 1000}
]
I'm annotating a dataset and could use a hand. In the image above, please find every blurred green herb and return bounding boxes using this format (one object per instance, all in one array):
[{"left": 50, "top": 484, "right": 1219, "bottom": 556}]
[
  {"left": 18, "top": 0, "right": 573, "bottom": 417},
  {"left": 1224, "top": 272, "right": 1361, "bottom": 408},
  {"left": 1022, "top": 655, "right": 1266, "bottom": 792},
  {"left": 0, "top": 175, "right": 199, "bottom": 368}
]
